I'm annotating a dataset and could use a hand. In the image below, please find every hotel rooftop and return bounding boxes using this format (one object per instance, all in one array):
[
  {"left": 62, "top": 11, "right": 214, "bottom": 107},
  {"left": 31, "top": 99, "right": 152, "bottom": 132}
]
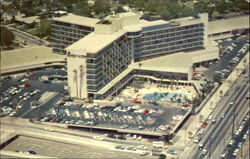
[{"left": 52, "top": 13, "right": 100, "bottom": 27}]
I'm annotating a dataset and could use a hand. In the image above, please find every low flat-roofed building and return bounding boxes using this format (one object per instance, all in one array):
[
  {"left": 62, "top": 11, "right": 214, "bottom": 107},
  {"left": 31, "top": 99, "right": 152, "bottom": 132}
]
[
  {"left": 208, "top": 16, "right": 249, "bottom": 37},
  {"left": 130, "top": 52, "right": 193, "bottom": 81},
  {"left": 1, "top": 46, "right": 65, "bottom": 74}
]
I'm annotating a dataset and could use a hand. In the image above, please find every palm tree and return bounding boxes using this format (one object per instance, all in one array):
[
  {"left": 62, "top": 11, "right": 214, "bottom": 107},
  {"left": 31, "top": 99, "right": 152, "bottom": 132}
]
[
  {"left": 79, "top": 65, "right": 84, "bottom": 98},
  {"left": 73, "top": 69, "right": 78, "bottom": 98},
  {"left": 219, "top": 90, "right": 223, "bottom": 97}
]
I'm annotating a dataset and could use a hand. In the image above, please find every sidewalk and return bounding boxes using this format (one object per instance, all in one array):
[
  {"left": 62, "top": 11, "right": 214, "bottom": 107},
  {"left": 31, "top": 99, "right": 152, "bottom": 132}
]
[{"left": 173, "top": 52, "right": 249, "bottom": 149}]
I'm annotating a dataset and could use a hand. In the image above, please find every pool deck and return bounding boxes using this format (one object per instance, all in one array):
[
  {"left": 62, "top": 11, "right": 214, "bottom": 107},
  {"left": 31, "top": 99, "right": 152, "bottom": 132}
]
[{"left": 120, "top": 82, "right": 197, "bottom": 102}]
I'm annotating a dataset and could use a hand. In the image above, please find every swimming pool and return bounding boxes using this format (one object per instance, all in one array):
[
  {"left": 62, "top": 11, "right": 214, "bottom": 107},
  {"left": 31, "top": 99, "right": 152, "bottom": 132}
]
[{"left": 143, "top": 92, "right": 187, "bottom": 101}]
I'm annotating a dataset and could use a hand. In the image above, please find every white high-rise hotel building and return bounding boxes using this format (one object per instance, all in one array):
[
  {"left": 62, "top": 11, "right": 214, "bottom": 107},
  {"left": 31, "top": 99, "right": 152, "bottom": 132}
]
[{"left": 52, "top": 12, "right": 219, "bottom": 99}]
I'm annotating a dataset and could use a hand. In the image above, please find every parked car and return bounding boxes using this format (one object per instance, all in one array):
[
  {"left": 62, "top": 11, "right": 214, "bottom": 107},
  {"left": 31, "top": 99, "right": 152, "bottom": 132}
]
[
  {"left": 167, "top": 149, "right": 177, "bottom": 155},
  {"left": 24, "top": 83, "right": 31, "bottom": 87},
  {"left": 132, "top": 99, "right": 142, "bottom": 104},
  {"left": 201, "top": 122, "right": 208, "bottom": 128}
]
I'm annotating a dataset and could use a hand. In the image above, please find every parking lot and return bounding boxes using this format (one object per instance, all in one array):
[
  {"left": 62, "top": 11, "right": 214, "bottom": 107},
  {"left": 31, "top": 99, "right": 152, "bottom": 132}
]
[
  {"left": 202, "top": 36, "right": 249, "bottom": 81},
  {"left": 0, "top": 66, "right": 67, "bottom": 118},
  {"left": 40, "top": 100, "right": 190, "bottom": 133},
  {"left": 3, "top": 135, "right": 155, "bottom": 158},
  {"left": 0, "top": 65, "right": 191, "bottom": 135}
]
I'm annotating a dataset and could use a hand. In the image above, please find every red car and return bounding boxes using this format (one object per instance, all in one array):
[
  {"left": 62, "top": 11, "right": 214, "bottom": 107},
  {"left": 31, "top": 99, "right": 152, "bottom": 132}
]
[
  {"left": 31, "top": 72, "right": 36, "bottom": 76},
  {"left": 24, "top": 83, "right": 31, "bottom": 87},
  {"left": 171, "top": 133, "right": 176, "bottom": 137},
  {"left": 201, "top": 122, "right": 208, "bottom": 128},
  {"left": 50, "top": 119, "right": 58, "bottom": 122},
  {"left": 143, "top": 109, "right": 149, "bottom": 114},
  {"left": 132, "top": 99, "right": 142, "bottom": 104},
  {"left": 182, "top": 104, "right": 191, "bottom": 108}
]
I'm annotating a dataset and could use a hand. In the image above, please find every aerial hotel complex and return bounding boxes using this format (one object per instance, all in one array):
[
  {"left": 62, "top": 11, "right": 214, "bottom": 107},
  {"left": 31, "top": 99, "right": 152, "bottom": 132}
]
[{"left": 52, "top": 12, "right": 219, "bottom": 99}]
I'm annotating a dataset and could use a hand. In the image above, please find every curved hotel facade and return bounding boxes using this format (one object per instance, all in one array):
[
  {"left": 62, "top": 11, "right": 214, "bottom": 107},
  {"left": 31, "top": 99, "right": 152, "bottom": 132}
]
[{"left": 59, "top": 12, "right": 219, "bottom": 99}]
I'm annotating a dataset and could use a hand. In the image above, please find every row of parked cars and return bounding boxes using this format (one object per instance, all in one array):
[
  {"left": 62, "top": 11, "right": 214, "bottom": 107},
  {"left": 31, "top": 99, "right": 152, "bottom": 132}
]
[
  {"left": 0, "top": 85, "right": 25, "bottom": 117},
  {"left": 55, "top": 100, "right": 159, "bottom": 115},
  {"left": 42, "top": 100, "right": 161, "bottom": 130},
  {"left": 0, "top": 86, "right": 23, "bottom": 104}
]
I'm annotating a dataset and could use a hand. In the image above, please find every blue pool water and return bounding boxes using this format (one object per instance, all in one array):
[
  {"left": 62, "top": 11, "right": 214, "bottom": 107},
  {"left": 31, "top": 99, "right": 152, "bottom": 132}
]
[{"left": 143, "top": 92, "right": 187, "bottom": 101}]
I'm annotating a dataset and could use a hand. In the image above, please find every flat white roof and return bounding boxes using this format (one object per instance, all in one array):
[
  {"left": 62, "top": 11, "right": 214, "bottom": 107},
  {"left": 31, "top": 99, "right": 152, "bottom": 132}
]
[
  {"left": 66, "top": 30, "right": 125, "bottom": 54},
  {"left": 139, "top": 19, "right": 168, "bottom": 28},
  {"left": 208, "top": 16, "right": 249, "bottom": 35},
  {"left": 130, "top": 52, "right": 193, "bottom": 73},
  {"left": 1, "top": 46, "right": 65, "bottom": 69},
  {"left": 52, "top": 13, "right": 99, "bottom": 27}
]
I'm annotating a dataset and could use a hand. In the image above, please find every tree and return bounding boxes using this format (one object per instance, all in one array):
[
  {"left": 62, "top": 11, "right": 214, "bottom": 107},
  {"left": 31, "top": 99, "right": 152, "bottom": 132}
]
[
  {"left": 158, "top": 154, "right": 166, "bottom": 159},
  {"left": 177, "top": 98, "right": 182, "bottom": 103},
  {"left": 133, "top": 0, "right": 145, "bottom": 10},
  {"left": 213, "top": 73, "right": 222, "bottom": 84},
  {"left": 36, "top": 19, "right": 51, "bottom": 38},
  {"left": 199, "top": 115, "right": 204, "bottom": 122},
  {"left": 0, "top": 26, "right": 15, "bottom": 46},
  {"left": 115, "top": 6, "right": 126, "bottom": 13},
  {"left": 243, "top": 59, "right": 247, "bottom": 66},
  {"left": 92, "top": 0, "right": 110, "bottom": 15},
  {"left": 73, "top": 1, "right": 92, "bottom": 17},
  {"left": 192, "top": 95, "right": 203, "bottom": 107},
  {"left": 219, "top": 90, "right": 223, "bottom": 97},
  {"left": 194, "top": 1, "right": 209, "bottom": 15},
  {"left": 215, "top": 0, "right": 228, "bottom": 15}
]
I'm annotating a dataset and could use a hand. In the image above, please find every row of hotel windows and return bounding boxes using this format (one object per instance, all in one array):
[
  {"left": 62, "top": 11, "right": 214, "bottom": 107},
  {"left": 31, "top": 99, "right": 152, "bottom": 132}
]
[
  {"left": 135, "top": 42, "right": 203, "bottom": 57},
  {"left": 136, "top": 37, "right": 203, "bottom": 50},
  {"left": 53, "top": 21, "right": 94, "bottom": 31},
  {"left": 52, "top": 38, "right": 75, "bottom": 46},
  {"left": 52, "top": 35, "right": 83, "bottom": 42},
  {"left": 52, "top": 31, "right": 86, "bottom": 38},
  {"left": 142, "top": 23, "right": 203, "bottom": 34},
  {"left": 142, "top": 23, "right": 177, "bottom": 32},
  {"left": 90, "top": 35, "right": 130, "bottom": 58},
  {"left": 139, "top": 32, "right": 203, "bottom": 43},
  {"left": 135, "top": 35, "right": 203, "bottom": 48},
  {"left": 100, "top": 71, "right": 134, "bottom": 99},
  {"left": 52, "top": 26, "right": 91, "bottom": 35},
  {"left": 86, "top": 65, "right": 127, "bottom": 91},
  {"left": 142, "top": 28, "right": 203, "bottom": 39}
]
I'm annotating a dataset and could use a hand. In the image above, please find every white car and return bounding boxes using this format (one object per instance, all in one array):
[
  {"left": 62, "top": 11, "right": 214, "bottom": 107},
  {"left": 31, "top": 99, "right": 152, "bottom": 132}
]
[
  {"left": 44, "top": 127, "right": 53, "bottom": 132},
  {"left": 137, "top": 145, "right": 147, "bottom": 150},
  {"left": 193, "top": 136, "right": 200, "bottom": 143},
  {"left": 201, "top": 149, "right": 208, "bottom": 155},
  {"left": 208, "top": 115, "right": 213, "bottom": 120},
  {"left": 92, "top": 136, "right": 104, "bottom": 141}
]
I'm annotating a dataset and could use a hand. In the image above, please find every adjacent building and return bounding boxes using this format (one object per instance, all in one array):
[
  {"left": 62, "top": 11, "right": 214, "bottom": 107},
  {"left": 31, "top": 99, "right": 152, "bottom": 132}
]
[{"left": 65, "top": 12, "right": 219, "bottom": 99}]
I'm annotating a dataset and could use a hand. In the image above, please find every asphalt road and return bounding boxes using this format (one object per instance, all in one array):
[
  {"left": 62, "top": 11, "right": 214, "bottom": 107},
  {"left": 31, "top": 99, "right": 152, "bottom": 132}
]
[
  {"left": 13, "top": 29, "right": 41, "bottom": 46},
  {"left": 185, "top": 69, "right": 249, "bottom": 159}
]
